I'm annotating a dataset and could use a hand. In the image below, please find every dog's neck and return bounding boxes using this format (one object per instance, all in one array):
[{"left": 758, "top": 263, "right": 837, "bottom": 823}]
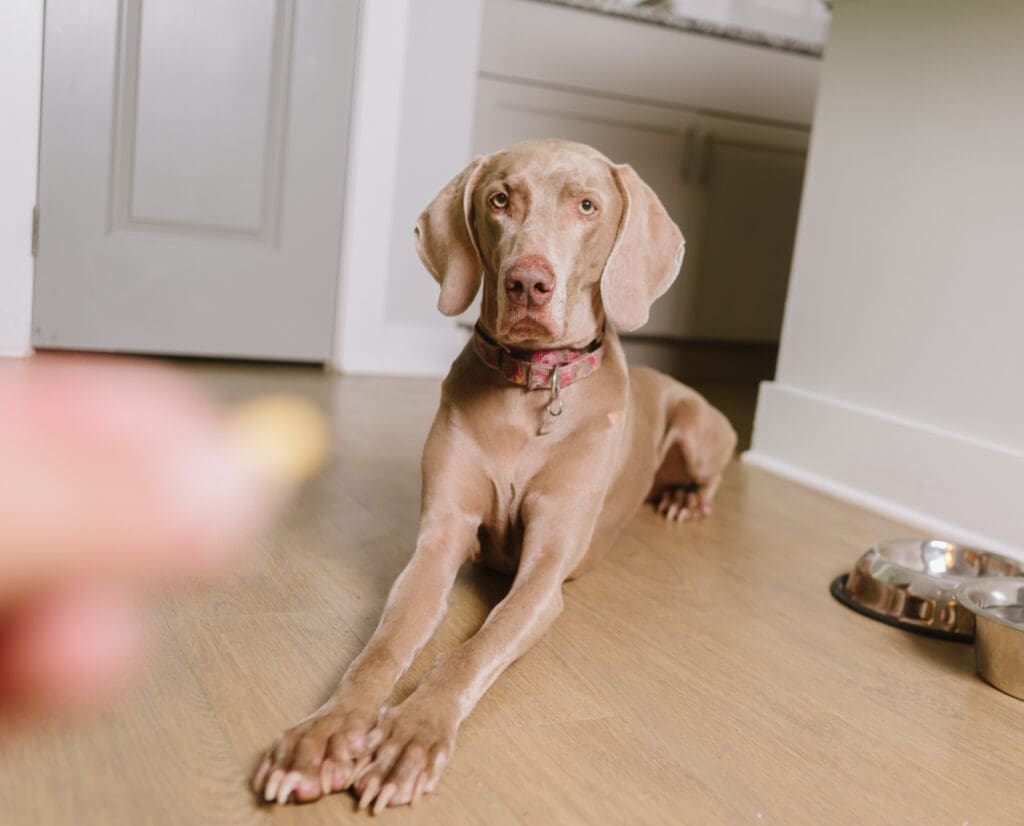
[{"left": 471, "top": 322, "right": 605, "bottom": 392}]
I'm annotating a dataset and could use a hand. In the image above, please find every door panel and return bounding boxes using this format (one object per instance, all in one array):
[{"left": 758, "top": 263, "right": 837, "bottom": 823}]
[
  {"left": 33, "top": 0, "right": 359, "bottom": 361},
  {"left": 127, "top": 0, "right": 284, "bottom": 233}
]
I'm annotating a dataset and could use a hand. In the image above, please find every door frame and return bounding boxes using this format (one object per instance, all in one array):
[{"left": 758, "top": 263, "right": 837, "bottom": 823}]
[
  {"left": 330, "top": 0, "right": 484, "bottom": 376},
  {"left": 0, "top": 0, "right": 43, "bottom": 358}
]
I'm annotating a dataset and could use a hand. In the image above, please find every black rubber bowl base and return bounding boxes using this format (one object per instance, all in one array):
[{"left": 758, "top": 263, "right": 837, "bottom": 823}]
[{"left": 829, "top": 574, "right": 973, "bottom": 644}]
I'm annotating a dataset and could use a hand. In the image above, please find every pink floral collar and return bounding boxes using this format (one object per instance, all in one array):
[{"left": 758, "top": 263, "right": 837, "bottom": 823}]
[{"left": 472, "top": 323, "right": 605, "bottom": 401}]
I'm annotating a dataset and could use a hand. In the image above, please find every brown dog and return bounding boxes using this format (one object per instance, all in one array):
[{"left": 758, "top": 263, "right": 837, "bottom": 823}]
[{"left": 253, "top": 140, "right": 737, "bottom": 812}]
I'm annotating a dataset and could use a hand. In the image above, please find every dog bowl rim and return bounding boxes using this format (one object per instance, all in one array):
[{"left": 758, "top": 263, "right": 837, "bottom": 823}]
[
  {"left": 831, "top": 537, "right": 1024, "bottom": 642},
  {"left": 863, "top": 537, "right": 1021, "bottom": 582},
  {"left": 955, "top": 576, "right": 1024, "bottom": 632}
]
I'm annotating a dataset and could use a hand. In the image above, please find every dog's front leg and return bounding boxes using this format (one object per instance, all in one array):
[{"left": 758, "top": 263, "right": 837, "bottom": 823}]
[
  {"left": 253, "top": 512, "right": 477, "bottom": 805},
  {"left": 352, "top": 512, "right": 579, "bottom": 813}
]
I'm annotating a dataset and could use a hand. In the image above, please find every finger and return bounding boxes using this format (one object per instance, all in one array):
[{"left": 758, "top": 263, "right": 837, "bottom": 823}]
[
  {"left": 0, "top": 583, "right": 142, "bottom": 714},
  {"left": 0, "top": 359, "right": 328, "bottom": 601}
]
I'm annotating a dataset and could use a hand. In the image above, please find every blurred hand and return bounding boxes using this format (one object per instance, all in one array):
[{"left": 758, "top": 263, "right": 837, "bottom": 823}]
[{"left": 0, "top": 358, "right": 311, "bottom": 717}]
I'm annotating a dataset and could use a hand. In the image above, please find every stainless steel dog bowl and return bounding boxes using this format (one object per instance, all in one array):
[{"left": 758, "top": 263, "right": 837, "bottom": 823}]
[
  {"left": 956, "top": 578, "right": 1024, "bottom": 700},
  {"left": 830, "top": 538, "right": 1023, "bottom": 641}
]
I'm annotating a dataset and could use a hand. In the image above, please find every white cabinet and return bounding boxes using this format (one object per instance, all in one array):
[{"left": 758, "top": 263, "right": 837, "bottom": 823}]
[{"left": 473, "top": 78, "right": 809, "bottom": 343}]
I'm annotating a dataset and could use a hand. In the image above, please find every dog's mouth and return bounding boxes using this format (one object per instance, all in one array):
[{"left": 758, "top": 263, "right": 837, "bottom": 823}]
[{"left": 496, "top": 309, "right": 560, "bottom": 344}]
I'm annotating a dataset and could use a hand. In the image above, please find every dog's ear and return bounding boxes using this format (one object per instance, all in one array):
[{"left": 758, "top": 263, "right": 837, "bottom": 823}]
[
  {"left": 414, "top": 155, "right": 488, "bottom": 316},
  {"left": 600, "top": 164, "right": 685, "bottom": 331}
]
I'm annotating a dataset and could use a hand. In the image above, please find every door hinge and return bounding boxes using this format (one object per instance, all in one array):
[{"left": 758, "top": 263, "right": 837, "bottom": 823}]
[{"left": 31, "top": 205, "right": 40, "bottom": 257}]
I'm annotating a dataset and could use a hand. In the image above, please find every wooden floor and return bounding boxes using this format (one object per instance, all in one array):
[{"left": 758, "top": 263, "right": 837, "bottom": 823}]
[{"left": 3, "top": 366, "right": 1022, "bottom": 825}]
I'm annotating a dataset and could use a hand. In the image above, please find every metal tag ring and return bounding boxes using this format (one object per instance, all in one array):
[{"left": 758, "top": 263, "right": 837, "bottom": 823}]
[{"left": 547, "top": 369, "right": 563, "bottom": 416}]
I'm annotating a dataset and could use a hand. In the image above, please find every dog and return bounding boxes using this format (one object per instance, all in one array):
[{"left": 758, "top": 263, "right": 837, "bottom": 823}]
[{"left": 253, "top": 139, "right": 737, "bottom": 812}]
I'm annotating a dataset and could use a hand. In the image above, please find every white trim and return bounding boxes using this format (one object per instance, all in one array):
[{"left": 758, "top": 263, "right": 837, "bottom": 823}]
[
  {"left": 332, "top": 0, "right": 413, "bottom": 373},
  {"left": 746, "top": 381, "right": 1024, "bottom": 558},
  {"left": 332, "top": 0, "right": 483, "bottom": 376},
  {"left": 0, "top": 0, "right": 44, "bottom": 359}
]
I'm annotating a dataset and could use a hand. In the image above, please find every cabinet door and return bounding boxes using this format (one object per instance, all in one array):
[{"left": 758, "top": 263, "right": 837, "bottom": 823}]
[
  {"left": 691, "top": 134, "right": 807, "bottom": 342},
  {"left": 473, "top": 78, "right": 705, "bottom": 336}
]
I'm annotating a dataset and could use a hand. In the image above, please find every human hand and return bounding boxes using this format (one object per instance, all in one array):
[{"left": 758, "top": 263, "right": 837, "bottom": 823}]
[{"left": 0, "top": 358, "right": 327, "bottom": 716}]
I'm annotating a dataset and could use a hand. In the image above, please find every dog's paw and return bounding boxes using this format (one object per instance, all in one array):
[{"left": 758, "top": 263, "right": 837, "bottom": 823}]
[
  {"left": 655, "top": 484, "right": 711, "bottom": 522},
  {"left": 351, "top": 693, "right": 458, "bottom": 814},
  {"left": 252, "top": 699, "right": 380, "bottom": 805}
]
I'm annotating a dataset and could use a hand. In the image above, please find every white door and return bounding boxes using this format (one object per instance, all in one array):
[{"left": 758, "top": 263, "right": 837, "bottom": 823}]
[{"left": 33, "top": 0, "right": 359, "bottom": 361}]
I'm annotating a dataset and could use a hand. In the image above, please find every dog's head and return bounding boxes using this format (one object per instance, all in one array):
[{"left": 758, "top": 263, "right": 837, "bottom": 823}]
[{"left": 414, "top": 140, "right": 684, "bottom": 348}]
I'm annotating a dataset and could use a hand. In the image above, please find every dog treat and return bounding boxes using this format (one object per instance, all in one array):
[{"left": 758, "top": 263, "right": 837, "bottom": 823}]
[{"left": 228, "top": 395, "right": 330, "bottom": 486}]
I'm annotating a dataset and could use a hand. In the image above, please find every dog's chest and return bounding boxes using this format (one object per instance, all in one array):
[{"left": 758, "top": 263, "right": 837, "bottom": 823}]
[
  {"left": 476, "top": 499, "right": 522, "bottom": 576},
  {"left": 474, "top": 408, "right": 617, "bottom": 574},
  {"left": 472, "top": 428, "right": 547, "bottom": 573}
]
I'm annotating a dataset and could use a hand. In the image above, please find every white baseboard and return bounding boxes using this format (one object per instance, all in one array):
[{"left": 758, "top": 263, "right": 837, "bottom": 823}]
[{"left": 745, "top": 381, "right": 1024, "bottom": 558}]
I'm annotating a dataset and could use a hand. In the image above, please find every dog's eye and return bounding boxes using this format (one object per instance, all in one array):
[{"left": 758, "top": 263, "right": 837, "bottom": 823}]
[
  {"left": 489, "top": 192, "right": 509, "bottom": 210},
  {"left": 578, "top": 199, "right": 597, "bottom": 216}
]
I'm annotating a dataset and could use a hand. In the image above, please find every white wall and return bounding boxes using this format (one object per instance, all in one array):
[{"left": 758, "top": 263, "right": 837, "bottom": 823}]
[
  {"left": 0, "top": 1, "right": 43, "bottom": 357},
  {"left": 333, "top": 0, "right": 483, "bottom": 375},
  {"left": 746, "top": 0, "right": 1024, "bottom": 555}
]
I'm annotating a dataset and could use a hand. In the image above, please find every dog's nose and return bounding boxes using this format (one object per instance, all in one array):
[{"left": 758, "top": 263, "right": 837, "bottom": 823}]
[{"left": 504, "top": 260, "right": 555, "bottom": 308}]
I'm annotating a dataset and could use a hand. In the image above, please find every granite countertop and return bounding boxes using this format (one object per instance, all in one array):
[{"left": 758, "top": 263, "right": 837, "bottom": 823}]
[{"left": 530, "top": 0, "right": 829, "bottom": 57}]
